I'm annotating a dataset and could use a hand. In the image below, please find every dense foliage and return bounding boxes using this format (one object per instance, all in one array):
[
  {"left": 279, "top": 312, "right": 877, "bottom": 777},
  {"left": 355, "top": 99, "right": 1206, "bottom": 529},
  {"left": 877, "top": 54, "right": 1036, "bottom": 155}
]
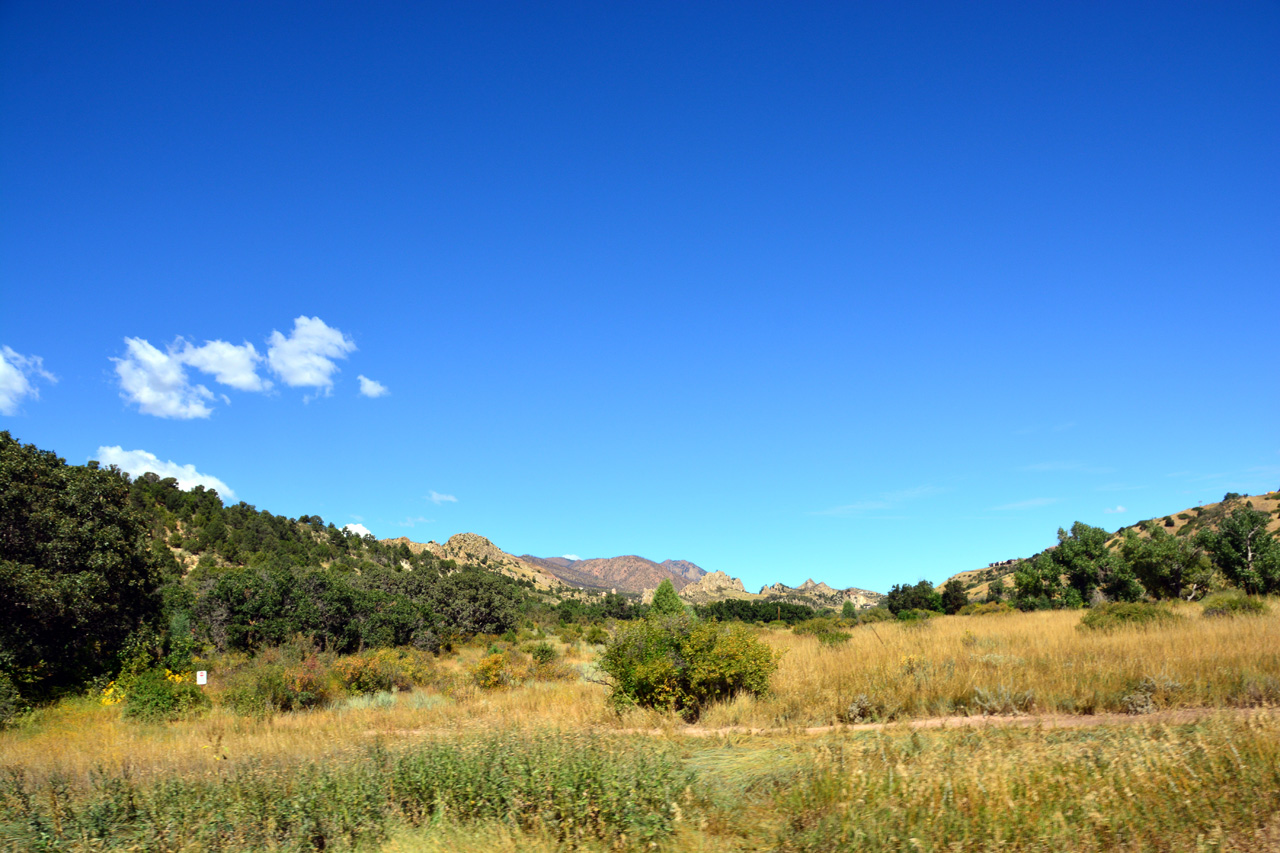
[
  {"left": 599, "top": 612, "right": 777, "bottom": 720},
  {"left": 884, "top": 580, "right": 943, "bottom": 615},
  {"left": 0, "top": 432, "right": 163, "bottom": 703},
  {"left": 695, "top": 598, "right": 816, "bottom": 624}
]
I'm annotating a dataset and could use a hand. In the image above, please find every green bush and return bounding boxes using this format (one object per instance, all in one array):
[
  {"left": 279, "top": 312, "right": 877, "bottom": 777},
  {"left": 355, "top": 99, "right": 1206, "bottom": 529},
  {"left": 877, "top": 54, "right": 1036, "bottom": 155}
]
[
  {"left": 792, "top": 617, "right": 850, "bottom": 645},
  {"left": 527, "top": 641, "right": 558, "bottom": 666},
  {"left": 0, "top": 672, "right": 25, "bottom": 729},
  {"left": 1201, "top": 591, "right": 1270, "bottom": 618},
  {"left": 1079, "top": 602, "right": 1184, "bottom": 631},
  {"left": 599, "top": 614, "right": 778, "bottom": 720},
  {"left": 958, "top": 601, "right": 1016, "bottom": 616},
  {"left": 122, "top": 668, "right": 210, "bottom": 723},
  {"left": 896, "top": 608, "right": 938, "bottom": 622},
  {"left": 858, "top": 607, "right": 894, "bottom": 623}
]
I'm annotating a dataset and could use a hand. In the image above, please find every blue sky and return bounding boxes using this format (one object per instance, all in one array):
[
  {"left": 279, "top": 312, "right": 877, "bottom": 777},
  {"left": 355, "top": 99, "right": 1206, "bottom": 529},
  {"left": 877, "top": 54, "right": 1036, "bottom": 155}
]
[{"left": 2, "top": 2, "right": 1277, "bottom": 593}]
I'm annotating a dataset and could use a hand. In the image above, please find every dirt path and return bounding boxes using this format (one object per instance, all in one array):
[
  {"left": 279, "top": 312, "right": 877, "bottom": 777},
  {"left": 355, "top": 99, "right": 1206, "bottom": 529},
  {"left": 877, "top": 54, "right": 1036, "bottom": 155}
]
[
  {"left": 624, "top": 705, "right": 1271, "bottom": 737},
  {"left": 369, "top": 706, "right": 1272, "bottom": 740}
]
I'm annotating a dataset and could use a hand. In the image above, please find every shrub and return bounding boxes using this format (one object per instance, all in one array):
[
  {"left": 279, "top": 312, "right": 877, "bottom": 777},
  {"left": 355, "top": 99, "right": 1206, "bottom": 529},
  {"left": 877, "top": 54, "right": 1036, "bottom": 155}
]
[
  {"left": 896, "top": 608, "right": 938, "bottom": 623},
  {"left": 858, "top": 607, "right": 893, "bottom": 623},
  {"left": 584, "top": 624, "right": 609, "bottom": 645},
  {"left": 526, "top": 641, "right": 558, "bottom": 666},
  {"left": 1079, "top": 602, "right": 1183, "bottom": 631},
  {"left": 470, "top": 652, "right": 516, "bottom": 689},
  {"left": 793, "top": 618, "right": 850, "bottom": 645},
  {"left": 122, "top": 668, "right": 210, "bottom": 723},
  {"left": 958, "top": 601, "right": 1015, "bottom": 616},
  {"left": 1202, "top": 591, "right": 1270, "bottom": 618},
  {"left": 599, "top": 614, "right": 777, "bottom": 720},
  {"left": 0, "top": 672, "right": 25, "bottom": 728}
]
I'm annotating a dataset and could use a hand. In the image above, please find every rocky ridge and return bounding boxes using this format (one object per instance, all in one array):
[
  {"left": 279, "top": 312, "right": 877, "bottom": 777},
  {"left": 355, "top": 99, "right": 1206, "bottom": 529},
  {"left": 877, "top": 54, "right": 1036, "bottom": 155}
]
[{"left": 381, "top": 533, "right": 564, "bottom": 590}]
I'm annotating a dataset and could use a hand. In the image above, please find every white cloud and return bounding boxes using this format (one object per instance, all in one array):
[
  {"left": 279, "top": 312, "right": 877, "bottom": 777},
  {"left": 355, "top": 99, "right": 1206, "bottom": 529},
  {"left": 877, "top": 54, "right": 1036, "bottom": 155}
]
[
  {"left": 562, "top": 554, "right": 582, "bottom": 561},
  {"left": 1104, "top": 505, "right": 1127, "bottom": 514},
  {"left": 357, "top": 375, "right": 389, "bottom": 398},
  {"left": 343, "top": 522, "right": 373, "bottom": 538},
  {"left": 428, "top": 490, "right": 457, "bottom": 505},
  {"left": 991, "top": 497, "right": 1058, "bottom": 511},
  {"left": 267, "top": 316, "right": 356, "bottom": 392},
  {"left": 113, "top": 338, "right": 215, "bottom": 419},
  {"left": 178, "top": 339, "right": 271, "bottom": 391},
  {"left": 0, "top": 346, "right": 56, "bottom": 415},
  {"left": 94, "top": 446, "right": 236, "bottom": 500},
  {"left": 814, "top": 485, "right": 943, "bottom": 517}
]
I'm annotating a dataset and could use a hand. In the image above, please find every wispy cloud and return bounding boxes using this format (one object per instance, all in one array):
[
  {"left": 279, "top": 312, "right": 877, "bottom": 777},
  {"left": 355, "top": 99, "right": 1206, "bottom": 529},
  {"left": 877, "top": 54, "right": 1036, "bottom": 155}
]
[
  {"left": 1021, "top": 460, "right": 1112, "bottom": 475},
  {"left": 357, "top": 375, "right": 389, "bottom": 398},
  {"left": 1097, "top": 483, "right": 1146, "bottom": 492},
  {"left": 0, "top": 346, "right": 56, "bottom": 415},
  {"left": 1103, "top": 505, "right": 1127, "bottom": 514},
  {"left": 562, "top": 554, "right": 581, "bottom": 561},
  {"left": 990, "top": 497, "right": 1058, "bottom": 511},
  {"left": 428, "top": 490, "right": 458, "bottom": 505},
  {"left": 814, "top": 485, "right": 943, "bottom": 517},
  {"left": 397, "top": 516, "right": 432, "bottom": 527},
  {"left": 94, "top": 446, "right": 236, "bottom": 500}
]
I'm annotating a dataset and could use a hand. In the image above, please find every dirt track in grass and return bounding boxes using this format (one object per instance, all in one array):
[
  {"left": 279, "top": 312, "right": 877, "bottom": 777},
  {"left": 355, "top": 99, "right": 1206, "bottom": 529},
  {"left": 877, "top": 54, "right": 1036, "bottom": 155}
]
[{"left": 367, "top": 705, "right": 1274, "bottom": 739}]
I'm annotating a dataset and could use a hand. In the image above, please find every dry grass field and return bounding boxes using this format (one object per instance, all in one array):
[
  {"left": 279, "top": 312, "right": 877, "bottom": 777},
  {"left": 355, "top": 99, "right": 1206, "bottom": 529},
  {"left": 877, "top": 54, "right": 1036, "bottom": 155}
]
[{"left": 3, "top": 602, "right": 1280, "bottom": 851}]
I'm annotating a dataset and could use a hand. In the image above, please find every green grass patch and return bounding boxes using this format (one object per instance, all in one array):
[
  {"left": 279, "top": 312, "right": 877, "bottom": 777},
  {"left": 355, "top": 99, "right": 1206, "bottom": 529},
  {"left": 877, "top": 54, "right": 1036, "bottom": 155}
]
[
  {"left": 1079, "top": 601, "right": 1183, "bottom": 631},
  {"left": 1202, "top": 591, "right": 1270, "bottom": 618},
  {"left": 0, "top": 731, "right": 690, "bottom": 852}
]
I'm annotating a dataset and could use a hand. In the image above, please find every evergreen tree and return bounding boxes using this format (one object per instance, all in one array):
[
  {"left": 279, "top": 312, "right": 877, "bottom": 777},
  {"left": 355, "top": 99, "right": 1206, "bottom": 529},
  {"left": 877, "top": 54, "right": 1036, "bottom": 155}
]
[{"left": 649, "top": 579, "right": 685, "bottom": 616}]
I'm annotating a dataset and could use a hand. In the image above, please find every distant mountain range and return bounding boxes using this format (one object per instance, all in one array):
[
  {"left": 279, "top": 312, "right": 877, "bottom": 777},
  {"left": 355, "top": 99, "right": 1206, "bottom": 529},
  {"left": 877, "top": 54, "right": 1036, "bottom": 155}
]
[{"left": 520, "top": 553, "right": 707, "bottom": 593}]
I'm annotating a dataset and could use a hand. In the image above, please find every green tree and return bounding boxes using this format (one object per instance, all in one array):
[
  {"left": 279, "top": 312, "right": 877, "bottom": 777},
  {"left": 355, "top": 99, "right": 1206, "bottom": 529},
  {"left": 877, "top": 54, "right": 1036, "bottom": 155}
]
[
  {"left": 1054, "top": 522, "right": 1140, "bottom": 602},
  {"left": 940, "top": 579, "right": 969, "bottom": 614},
  {"left": 649, "top": 579, "right": 685, "bottom": 616},
  {"left": 985, "top": 579, "right": 1006, "bottom": 602},
  {"left": 1013, "top": 553, "right": 1062, "bottom": 606},
  {"left": 1015, "top": 523, "right": 1142, "bottom": 607},
  {"left": 884, "top": 580, "right": 942, "bottom": 615},
  {"left": 1121, "top": 525, "right": 1214, "bottom": 600},
  {"left": 0, "top": 432, "right": 163, "bottom": 701},
  {"left": 1197, "top": 507, "right": 1280, "bottom": 594}
]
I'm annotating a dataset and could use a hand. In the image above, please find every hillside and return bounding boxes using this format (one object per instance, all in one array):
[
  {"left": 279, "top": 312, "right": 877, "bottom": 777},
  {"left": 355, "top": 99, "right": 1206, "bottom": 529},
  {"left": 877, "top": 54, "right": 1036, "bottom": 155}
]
[{"left": 947, "top": 490, "right": 1280, "bottom": 600}]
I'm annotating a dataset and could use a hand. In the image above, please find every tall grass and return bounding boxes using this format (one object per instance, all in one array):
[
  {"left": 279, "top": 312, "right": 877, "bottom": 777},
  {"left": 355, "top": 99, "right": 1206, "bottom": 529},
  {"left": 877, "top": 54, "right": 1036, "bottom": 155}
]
[
  {"left": 699, "top": 604, "right": 1280, "bottom": 727},
  {"left": 0, "top": 731, "right": 690, "bottom": 852},
  {"left": 774, "top": 713, "right": 1280, "bottom": 852}
]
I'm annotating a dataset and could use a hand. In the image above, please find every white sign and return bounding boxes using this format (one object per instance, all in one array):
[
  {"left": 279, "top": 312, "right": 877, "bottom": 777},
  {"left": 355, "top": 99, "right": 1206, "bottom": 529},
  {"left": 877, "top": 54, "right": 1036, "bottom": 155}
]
[{"left": 196, "top": 671, "right": 208, "bottom": 685}]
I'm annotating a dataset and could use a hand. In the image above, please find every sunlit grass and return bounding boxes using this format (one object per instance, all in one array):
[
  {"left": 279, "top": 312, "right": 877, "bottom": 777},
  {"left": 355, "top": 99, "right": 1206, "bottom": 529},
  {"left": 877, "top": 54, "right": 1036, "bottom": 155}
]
[{"left": 4, "top": 607, "right": 1280, "bottom": 851}]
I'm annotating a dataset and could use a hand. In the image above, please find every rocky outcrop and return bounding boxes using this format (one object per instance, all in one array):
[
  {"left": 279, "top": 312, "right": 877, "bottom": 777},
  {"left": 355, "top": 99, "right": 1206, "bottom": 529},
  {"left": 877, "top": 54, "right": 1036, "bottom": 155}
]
[
  {"left": 678, "top": 570, "right": 752, "bottom": 604},
  {"left": 381, "top": 533, "right": 563, "bottom": 590},
  {"left": 760, "top": 580, "right": 883, "bottom": 609}
]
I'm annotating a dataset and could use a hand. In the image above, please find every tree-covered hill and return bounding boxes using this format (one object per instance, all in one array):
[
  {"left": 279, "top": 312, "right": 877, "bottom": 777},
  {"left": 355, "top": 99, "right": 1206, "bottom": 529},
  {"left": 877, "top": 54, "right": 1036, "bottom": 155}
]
[{"left": 0, "top": 431, "right": 551, "bottom": 707}]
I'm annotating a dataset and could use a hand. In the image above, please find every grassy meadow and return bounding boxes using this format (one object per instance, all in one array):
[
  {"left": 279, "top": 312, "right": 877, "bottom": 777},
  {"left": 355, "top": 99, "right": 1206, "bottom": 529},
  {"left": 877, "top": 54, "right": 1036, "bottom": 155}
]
[{"left": 3, "top": 602, "right": 1280, "bottom": 851}]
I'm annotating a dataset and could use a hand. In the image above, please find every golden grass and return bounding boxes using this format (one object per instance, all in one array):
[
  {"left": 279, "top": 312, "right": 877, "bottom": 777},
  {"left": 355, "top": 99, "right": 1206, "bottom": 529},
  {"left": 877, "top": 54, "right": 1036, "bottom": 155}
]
[
  {"left": 4, "top": 609, "right": 1280, "bottom": 851},
  {"left": 699, "top": 602, "right": 1280, "bottom": 728},
  {"left": 7, "top": 605, "right": 1279, "bottom": 785}
]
